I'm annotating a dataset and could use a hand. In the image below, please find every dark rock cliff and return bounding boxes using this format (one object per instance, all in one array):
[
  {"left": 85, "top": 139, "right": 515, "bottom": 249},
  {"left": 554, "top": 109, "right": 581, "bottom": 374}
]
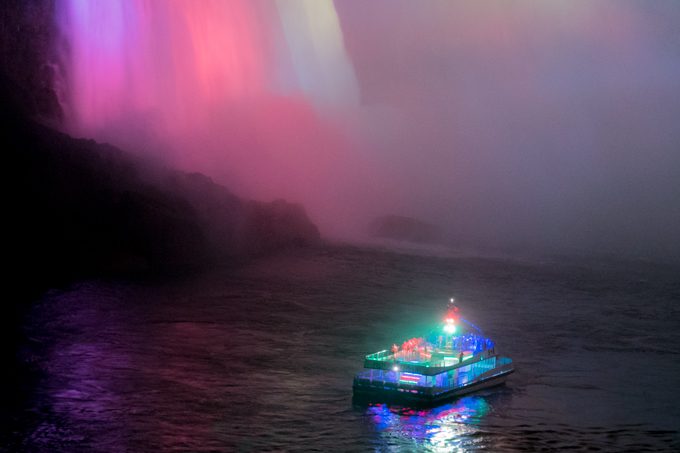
[
  {"left": 10, "top": 115, "right": 320, "bottom": 289},
  {"left": 1, "top": 0, "right": 321, "bottom": 294}
]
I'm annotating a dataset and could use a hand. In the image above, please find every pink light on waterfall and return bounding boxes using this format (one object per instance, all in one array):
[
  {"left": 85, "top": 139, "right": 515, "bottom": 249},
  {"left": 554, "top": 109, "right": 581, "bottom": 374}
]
[
  {"left": 56, "top": 0, "right": 362, "bottom": 235},
  {"left": 57, "top": 0, "right": 357, "bottom": 136},
  {"left": 57, "top": 0, "right": 276, "bottom": 137}
]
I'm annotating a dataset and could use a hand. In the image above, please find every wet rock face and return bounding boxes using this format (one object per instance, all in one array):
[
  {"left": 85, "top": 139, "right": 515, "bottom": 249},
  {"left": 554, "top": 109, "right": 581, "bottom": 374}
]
[
  {"left": 369, "top": 215, "right": 443, "bottom": 244},
  {"left": 0, "top": 0, "right": 62, "bottom": 121},
  {"left": 240, "top": 199, "right": 321, "bottom": 255}
]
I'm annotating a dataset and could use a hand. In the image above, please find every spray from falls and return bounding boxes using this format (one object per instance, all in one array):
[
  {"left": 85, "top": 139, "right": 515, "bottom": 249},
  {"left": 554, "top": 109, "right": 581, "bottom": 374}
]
[
  {"left": 56, "top": 0, "right": 361, "bottom": 234},
  {"left": 57, "top": 0, "right": 358, "bottom": 127},
  {"left": 54, "top": 1, "right": 680, "bottom": 258}
]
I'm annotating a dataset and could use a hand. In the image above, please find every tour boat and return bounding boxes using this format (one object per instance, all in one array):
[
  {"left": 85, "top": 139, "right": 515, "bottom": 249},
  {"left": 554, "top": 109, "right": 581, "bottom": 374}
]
[{"left": 353, "top": 299, "right": 514, "bottom": 405}]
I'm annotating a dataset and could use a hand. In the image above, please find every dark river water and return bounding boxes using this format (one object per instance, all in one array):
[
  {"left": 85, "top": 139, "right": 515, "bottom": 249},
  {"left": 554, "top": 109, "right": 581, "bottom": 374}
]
[{"left": 3, "top": 244, "right": 680, "bottom": 451}]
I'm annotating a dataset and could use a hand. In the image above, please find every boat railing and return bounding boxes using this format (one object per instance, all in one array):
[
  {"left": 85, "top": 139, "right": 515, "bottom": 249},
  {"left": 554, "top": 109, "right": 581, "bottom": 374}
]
[
  {"left": 366, "top": 349, "right": 430, "bottom": 363},
  {"left": 365, "top": 350, "right": 391, "bottom": 361},
  {"left": 497, "top": 357, "right": 512, "bottom": 366}
]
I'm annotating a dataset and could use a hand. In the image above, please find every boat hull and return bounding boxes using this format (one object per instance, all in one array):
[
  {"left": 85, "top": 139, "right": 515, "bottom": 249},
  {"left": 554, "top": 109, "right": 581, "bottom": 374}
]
[{"left": 353, "top": 367, "right": 514, "bottom": 406}]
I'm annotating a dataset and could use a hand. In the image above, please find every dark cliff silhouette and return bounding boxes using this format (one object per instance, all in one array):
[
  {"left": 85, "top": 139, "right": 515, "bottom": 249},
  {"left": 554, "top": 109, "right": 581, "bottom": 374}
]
[
  {"left": 1, "top": 1, "right": 320, "bottom": 392},
  {"left": 5, "top": 84, "right": 320, "bottom": 298},
  {"left": 2, "top": 1, "right": 320, "bottom": 296}
]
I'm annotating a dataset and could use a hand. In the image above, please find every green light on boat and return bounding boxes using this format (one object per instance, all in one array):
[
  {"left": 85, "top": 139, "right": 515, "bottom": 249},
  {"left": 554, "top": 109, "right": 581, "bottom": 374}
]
[{"left": 444, "top": 323, "right": 456, "bottom": 334}]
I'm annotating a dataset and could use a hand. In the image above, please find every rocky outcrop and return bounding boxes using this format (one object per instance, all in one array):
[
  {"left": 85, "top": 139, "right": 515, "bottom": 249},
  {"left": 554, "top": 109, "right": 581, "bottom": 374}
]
[
  {"left": 369, "top": 215, "right": 443, "bottom": 244},
  {"left": 240, "top": 199, "right": 322, "bottom": 255},
  {"left": 162, "top": 172, "right": 321, "bottom": 259},
  {"left": 10, "top": 113, "right": 319, "bottom": 288}
]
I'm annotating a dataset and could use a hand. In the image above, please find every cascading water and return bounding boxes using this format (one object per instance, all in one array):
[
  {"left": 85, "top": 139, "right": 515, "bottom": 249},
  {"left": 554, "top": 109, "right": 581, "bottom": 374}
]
[
  {"left": 55, "top": 0, "right": 360, "bottom": 219},
  {"left": 57, "top": 0, "right": 273, "bottom": 136}
]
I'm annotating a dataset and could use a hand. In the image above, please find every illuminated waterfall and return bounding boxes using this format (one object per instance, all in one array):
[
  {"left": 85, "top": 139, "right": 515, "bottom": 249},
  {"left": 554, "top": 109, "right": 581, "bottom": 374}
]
[{"left": 57, "top": 0, "right": 358, "bottom": 139}]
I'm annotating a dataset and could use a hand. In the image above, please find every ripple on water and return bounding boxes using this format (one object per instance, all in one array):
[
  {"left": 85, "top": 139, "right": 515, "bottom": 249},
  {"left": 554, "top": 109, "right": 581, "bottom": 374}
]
[{"left": 5, "top": 246, "right": 680, "bottom": 451}]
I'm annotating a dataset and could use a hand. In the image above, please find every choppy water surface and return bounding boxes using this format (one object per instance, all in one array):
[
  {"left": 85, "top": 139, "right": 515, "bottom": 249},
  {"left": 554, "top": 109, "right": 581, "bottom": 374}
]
[{"left": 4, "top": 245, "right": 680, "bottom": 451}]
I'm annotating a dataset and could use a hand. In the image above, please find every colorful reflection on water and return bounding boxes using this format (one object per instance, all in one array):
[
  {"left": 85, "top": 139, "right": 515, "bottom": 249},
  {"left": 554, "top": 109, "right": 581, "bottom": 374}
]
[{"left": 364, "top": 396, "right": 491, "bottom": 451}]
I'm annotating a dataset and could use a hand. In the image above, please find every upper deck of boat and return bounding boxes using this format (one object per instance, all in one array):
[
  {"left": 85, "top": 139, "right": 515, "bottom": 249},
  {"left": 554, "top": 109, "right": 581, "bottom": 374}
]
[{"left": 363, "top": 339, "right": 499, "bottom": 375}]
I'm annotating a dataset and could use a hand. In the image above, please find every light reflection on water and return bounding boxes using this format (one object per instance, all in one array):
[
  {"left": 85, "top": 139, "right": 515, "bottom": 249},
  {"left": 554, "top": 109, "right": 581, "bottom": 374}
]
[
  {"left": 364, "top": 396, "right": 491, "bottom": 451},
  {"left": 6, "top": 246, "right": 680, "bottom": 451}
]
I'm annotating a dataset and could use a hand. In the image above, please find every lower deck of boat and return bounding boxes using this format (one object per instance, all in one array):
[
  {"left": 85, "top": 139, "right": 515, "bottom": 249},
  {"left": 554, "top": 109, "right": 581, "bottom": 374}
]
[{"left": 353, "top": 368, "right": 514, "bottom": 406}]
